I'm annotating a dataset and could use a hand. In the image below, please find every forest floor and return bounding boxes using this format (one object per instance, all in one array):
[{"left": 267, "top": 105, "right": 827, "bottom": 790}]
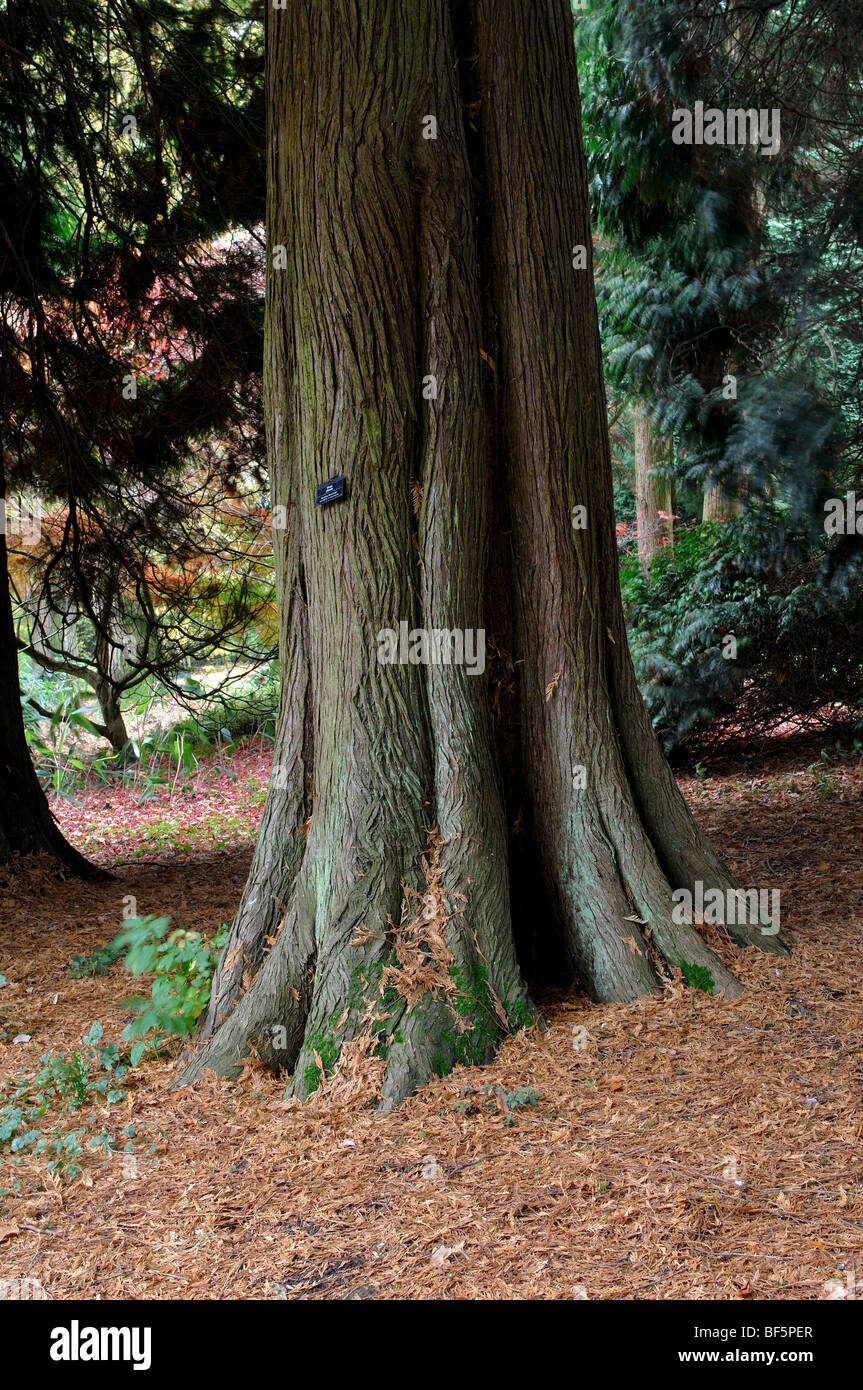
[{"left": 1, "top": 736, "right": 862, "bottom": 1300}]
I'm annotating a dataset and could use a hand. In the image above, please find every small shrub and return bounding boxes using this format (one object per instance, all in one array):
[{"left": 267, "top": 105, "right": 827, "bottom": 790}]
[
  {"left": 620, "top": 515, "right": 863, "bottom": 752},
  {"left": 66, "top": 943, "right": 123, "bottom": 978},
  {"left": 501, "top": 1086, "right": 543, "bottom": 1109},
  {"left": 110, "top": 914, "right": 229, "bottom": 1050},
  {"left": 0, "top": 1022, "right": 131, "bottom": 1176}
]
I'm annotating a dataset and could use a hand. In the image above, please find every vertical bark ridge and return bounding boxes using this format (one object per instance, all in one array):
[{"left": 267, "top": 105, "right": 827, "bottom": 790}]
[
  {"left": 191, "top": 10, "right": 314, "bottom": 1046},
  {"left": 380, "top": 1, "right": 534, "bottom": 1104},
  {"left": 281, "top": 0, "right": 432, "bottom": 1096},
  {"left": 182, "top": 0, "right": 443, "bottom": 1093},
  {"left": 469, "top": 0, "right": 655, "bottom": 997}
]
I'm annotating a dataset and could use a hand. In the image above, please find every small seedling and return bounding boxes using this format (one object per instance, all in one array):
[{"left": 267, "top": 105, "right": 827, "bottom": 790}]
[{"left": 679, "top": 960, "right": 715, "bottom": 1017}]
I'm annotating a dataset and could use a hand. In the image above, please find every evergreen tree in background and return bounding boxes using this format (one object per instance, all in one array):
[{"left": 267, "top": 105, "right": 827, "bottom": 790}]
[
  {"left": 579, "top": 0, "right": 863, "bottom": 749},
  {"left": 0, "top": 0, "right": 265, "bottom": 865},
  {"left": 580, "top": 0, "right": 861, "bottom": 519}
]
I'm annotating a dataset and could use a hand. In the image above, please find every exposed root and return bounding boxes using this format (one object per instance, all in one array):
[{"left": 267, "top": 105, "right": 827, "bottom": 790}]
[{"left": 271, "top": 829, "right": 533, "bottom": 1108}]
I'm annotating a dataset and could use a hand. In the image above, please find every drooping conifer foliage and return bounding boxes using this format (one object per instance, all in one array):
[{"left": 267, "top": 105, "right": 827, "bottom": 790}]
[
  {"left": 0, "top": 0, "right": 267, "bottom": 859},
  {"left": 579, "top": 0, "right": 863, "bottom": 749}
]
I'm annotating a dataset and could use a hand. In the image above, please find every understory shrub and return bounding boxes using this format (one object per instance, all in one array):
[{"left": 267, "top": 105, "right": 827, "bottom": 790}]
[
  {"left": 621, "top": 515, "right": 863, "bottom": 752},
  {"left": 0, "top": 1023, "right": 133, "bottom": 1176},
  {"left": 111, "top": 915, "right": 229, "bottom": 1049}
]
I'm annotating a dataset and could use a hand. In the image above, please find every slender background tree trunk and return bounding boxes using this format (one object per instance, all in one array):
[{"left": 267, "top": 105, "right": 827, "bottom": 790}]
[
  {"left": 702, "top": 483, "right": 741, "bottom": 524},
  {"left": 633, "top": 405, "right": 674, "bottom": 571}
]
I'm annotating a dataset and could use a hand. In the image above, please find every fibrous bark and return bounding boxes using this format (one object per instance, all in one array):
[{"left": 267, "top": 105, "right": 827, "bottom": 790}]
[
  {"left": 178, "top": 0, "right": 789, "bottom": 1105},
  {"left": 702, "top": 483, "right": 742, "bottom": 523}
]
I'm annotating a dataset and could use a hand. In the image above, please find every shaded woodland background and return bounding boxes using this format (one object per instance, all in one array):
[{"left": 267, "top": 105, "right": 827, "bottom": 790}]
[
  {"left": 3, "top": 0, "right": 861, "bottom": 775},
  {"left": 1, "top": 0, "right": 862, "bottom": 1302}
]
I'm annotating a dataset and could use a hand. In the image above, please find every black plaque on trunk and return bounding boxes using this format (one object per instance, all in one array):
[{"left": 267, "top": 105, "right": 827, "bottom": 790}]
[{"left": 315, "top": 475, "right": 346, "bottom": 507}]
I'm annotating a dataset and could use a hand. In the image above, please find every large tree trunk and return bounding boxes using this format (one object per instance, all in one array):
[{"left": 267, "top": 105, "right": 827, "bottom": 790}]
[
  {"left": 633, "top": 405, "right": 674, "bottom": 571},
  {"left": 0, "top": 524, "right": 101, "bottom": 877},
  {"left": 178, "top": 0, "right": 788, "bottom": 1105}
]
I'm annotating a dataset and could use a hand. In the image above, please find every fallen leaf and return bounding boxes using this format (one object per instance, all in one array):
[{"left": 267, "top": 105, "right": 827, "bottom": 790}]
[{"left": 430, "top": 1242, "right": 467, "bottom": 1267}]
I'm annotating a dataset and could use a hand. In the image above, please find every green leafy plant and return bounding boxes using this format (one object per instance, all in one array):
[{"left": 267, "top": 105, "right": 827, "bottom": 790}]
[
  {"left": 501, "top": 1086, "right": 543, "bottom": 1110},
  {"left": 806, "top": 740, "right": 863, "bottom": 800},
  {"left": 66, "top": 942, "right": 123, "bottom": 978},
  {"left": 619, "top": 517, "right": 863, "bottom": 753},
  {"left": 806, "top": 748, "right": 850, "bottom": 801},
  {"left": 680, "top": 961, "right": 715, "bottom": 995},
  {"left": 498, "top": 1085, "right": 543, "bottom": 1127},
  {"left": 679, "top": 960, "right": 716, "bottom": 1018},
  {"left": 0, "top": 1022, "right": 131, "bottom": 1176},
  {"left": 110, "top": 915, "right": 229, "bottom": 1050}
]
